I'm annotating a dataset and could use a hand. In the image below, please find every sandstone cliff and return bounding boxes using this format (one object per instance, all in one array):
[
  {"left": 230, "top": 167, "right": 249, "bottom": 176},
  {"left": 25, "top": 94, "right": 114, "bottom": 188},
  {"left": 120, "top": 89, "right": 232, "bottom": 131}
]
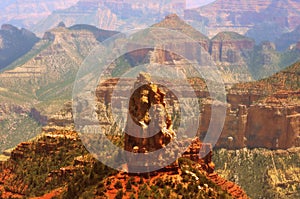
[
  {"left": 208, "top": 62, "right": 300, "bottom": 149},
  {"left": 210, "top": 32, "right": 254, "bottom": 63},
  {"left": 0, "top": 89, "right": 249, "bottom": 199},
  {"left": 204, "top": 95, "right": 300, "bottom": 149}
]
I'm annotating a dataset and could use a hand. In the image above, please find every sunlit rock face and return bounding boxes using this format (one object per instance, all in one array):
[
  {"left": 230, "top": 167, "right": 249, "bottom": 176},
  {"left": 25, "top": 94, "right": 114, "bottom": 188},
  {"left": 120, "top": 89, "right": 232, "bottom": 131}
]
[{"left": 124, "top": 72, "right": 176, "bottom": 153}]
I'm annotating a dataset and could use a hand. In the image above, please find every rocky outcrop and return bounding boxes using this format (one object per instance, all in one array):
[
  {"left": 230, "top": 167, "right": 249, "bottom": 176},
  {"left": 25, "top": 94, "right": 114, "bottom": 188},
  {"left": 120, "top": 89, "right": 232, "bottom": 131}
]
[
  {"left": 245, "top": 101, "right": 300, "bottom": 149},
  {"left": 123, "top": 73, "right": 178, "bottom": 172},
  {"left": 42, "top": 102, "right": 74, "bottom": 133},
  {"left": 200, "top": 92, "right": 300, "bottom": 149},
  {"left": 210, "top": 32, "right": 254, "bottom": 63},
  {"left": 124, "top": 73, "right": 176, "bottom": 153},
  {"left": 95, "top": 63, "right": 300, "bottom": 151},
  {"left": 153, "top": 14, "right": 210, "bottom": 52}
]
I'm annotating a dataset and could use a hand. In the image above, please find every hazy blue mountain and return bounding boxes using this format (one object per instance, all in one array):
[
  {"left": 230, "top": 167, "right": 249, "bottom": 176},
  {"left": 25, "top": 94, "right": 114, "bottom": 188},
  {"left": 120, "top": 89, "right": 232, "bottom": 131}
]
[
  {"left": 0, "top": 0, "right": 78, "bottom": 29},
  {"left": 0, "top": 24, "right": 39, "bottom": 70}
]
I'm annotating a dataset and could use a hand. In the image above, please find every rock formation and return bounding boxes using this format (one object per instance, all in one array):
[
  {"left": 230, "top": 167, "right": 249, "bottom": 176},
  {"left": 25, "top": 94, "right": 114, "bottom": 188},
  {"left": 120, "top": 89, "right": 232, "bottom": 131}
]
[
  {"left": 153, "top": 14, "right": 210, "bottom": 52},
  {"left": 0, "top": 92, "right": 250, "bottom": 198},
  {"left": 245, "top": 99, "right": 300, "bottom": 149},
  {"left": 210, "top": 61, "right": 300, "bottom": 149},
  {"left": 201, "top": 94, "right": 300, "bottom": 149},
  {"left": 95, "top": 61, "right": 300, "bottom": 151},
  {"left": 210, "top": 32, "right": 254, "bottom": 63},
  {"left": 124, "top": 72, "right": 176, "bottom": 154}
]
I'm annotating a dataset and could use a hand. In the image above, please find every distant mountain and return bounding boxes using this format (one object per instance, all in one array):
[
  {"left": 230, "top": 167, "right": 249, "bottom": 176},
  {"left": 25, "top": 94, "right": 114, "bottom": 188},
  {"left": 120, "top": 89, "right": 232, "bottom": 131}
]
[
  {"left": 32, "top": 0, "right": 186, "bottom": 34},
  {"left": 0, "top": 15, "right": 299, "bottom": 153},
  {"left": 0, "top": 24, "right": 39, "bottom": 70},
  {"left": 0, "top": 24, "right": 119, "bottom": 115},
  {"left": 184, "top": 0, "right": 300, "bottom": 43},
  {"left": 0, "top": 24, "right": 119, "bottom": 152},
  {"left": 0, "top": 0, "right": 78, "bottom": 29},
  {"left": 275, "top": 25, "right": 300, "bottom": 51},
  {"left": 152, "top": 14, "right": 210, "bottom": 50},
  {"left": 69, "top": 24, "right": 119, "bottom": 42}
]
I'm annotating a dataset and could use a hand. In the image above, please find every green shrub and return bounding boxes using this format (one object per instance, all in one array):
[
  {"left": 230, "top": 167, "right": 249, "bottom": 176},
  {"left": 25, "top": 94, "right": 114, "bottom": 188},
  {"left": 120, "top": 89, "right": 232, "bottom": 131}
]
[
  {"left": 115, "top": 190, "right": 123, "bottom": 199},
  {"left": 114, "top": 180, "right": 123, "bottom": 189}
]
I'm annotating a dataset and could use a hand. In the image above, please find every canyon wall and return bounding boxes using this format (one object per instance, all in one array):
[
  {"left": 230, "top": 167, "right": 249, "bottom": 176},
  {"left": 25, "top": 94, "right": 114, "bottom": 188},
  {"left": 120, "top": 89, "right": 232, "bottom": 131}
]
[
  {"left": 199, "top": 91, "right": 300, "bottom": 149},
  {"left": 96, "top": 75, "right": 300, "bottom": 150}
]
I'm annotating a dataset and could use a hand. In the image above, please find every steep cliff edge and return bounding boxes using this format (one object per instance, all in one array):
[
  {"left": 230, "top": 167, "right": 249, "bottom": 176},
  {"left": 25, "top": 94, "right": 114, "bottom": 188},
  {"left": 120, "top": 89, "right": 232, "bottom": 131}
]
[
  {"left": 204, "top": 62, "right": 300, "bottom": 150},
  {"left": 211, "top": 62, "right": 300, "bottom": 198}
]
